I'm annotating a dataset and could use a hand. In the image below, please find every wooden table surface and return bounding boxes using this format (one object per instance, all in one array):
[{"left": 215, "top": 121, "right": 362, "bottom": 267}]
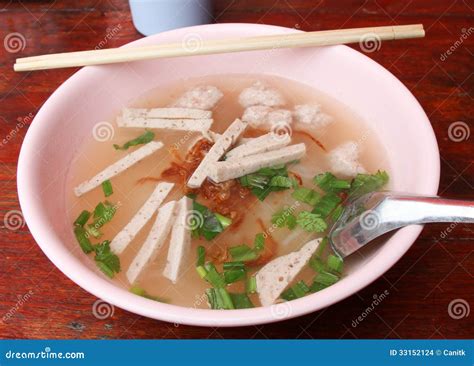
[{"left": 0, "top": 0, "right": 472, "bottom": 339}]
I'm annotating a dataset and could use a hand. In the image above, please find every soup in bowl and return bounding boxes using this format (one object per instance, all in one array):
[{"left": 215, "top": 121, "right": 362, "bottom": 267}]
[{"left": 17, "top": 23, "right": 439, "bottom": 326}]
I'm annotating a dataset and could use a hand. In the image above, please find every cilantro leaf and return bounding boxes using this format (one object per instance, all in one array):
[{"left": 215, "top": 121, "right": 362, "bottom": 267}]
[
  {"left": 313, "top": 172, "right": 351, "bottom": 193},
  {"left": 349, "top": 170, "right": 389, "bottom": 198},
  {"left": 296, "top": 211, "right": 327, "bottom": 232},
  {"left": 271, "top": 208, "right": 297, "bottom": 230},
  {"left": 292, "top": 187, "right": 321, "bottom": 206}
]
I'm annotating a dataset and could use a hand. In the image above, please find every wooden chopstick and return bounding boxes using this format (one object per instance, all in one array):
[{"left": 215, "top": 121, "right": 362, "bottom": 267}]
[{"left": 14, "top": 24, "right": 424, "bottom": 72}]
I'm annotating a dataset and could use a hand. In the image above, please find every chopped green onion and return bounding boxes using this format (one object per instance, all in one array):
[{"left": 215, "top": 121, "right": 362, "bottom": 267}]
[
  {"left": 206, "top": 288, "right": 235, "bottom": 310},
  {"left": 101, "top": 180, "right": 113, "bottom": 197},
  {"left": 229, "top": 245, "right": 259, "bottom": 262},
  {"left": 96, "top": 261, "right": 114, "bottom": 278},
  {"left": 314, "top": 271, "right": 339, "bottom": 287},
  {"left": 229, "top": 233, "right": 266, "bottom": 262},
  {"left": 113, "top": 130, "right": 155, "bottom": 150},
  {"left": 246, "top": 276, "right": 257, "bottom": 294},
  {"left": 269, "top": 176, "right": 294, "bottom": 188},
  {"left": 191, "top": 201, "right": 231, "bottom": 240},
  {"left": 296, "top": 211, "right": 327, "bottom": 232},
  {"left": 196, "top": 246, "right": 206, "bottom": 267},
  {"left": 224, "top": 268, "right": 246, "bottom": 284},
  {"left": 74, "top": 210, "right": 91, "bottom": 227},
  {"left": 223, "top": 261, "right": 245, "bottom": 270},
  {"left": 215, "top": 213, "right": 232, "bottom": 229},
  {"left": 196, "top": 265, "right": 207, "bottom": 279},
  {"left": 271, "top": 208, "right": 297, "bottom": 230},
  {"left": 130, "top": 286, "right": 166, "bottom": 302},
  {"left": 74, "top": 226, "right": 94, "bottom": 253},
  {"left": 315, "top": 237, "right": 329, "bottom": 258},
  {"left": 86, "top": 225, "right": 102, "bottom": 239},
  {"left": 326, "top": 254, "right": 344, "bottom": 274},
  {"left": 292, "top": 187, "right": 321, "bottom": 206},
  {"left": 281, "top": 281, "right": 310, "bottom": 301},
  {"left": 239, "top": 165, "right": 291, "bottom": 201},
  {"left": 309, "top": 256, "right": 325, "bottom": 272},
  {"left": 253, "top": 233, "right": 265, "bottom": 251},
  {"left": 331, "top": 204, "right": 344, "bottom": 222},
  {"left": 349, "top": 170, "right": 389, "bottom": 198},
  {"left": 94, "top": 240, "right": 120, "bottom": 278},
  {"left": 91, "top": 201, "right": 117, "bottom": 228},
  {"left": 203, "top": 263, "right": 226, "bottom": 288},
  {"left": 230, "top": 293, "right": 254, "bottom": 309},
  {"left": 313, "top": 172, "right": 351, "bottom": 193},
  {"left": 312, "top": 193, "right": 341, "bottom": 218}
]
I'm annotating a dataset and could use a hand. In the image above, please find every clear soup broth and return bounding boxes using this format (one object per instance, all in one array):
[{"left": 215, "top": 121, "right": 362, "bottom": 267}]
[{"left": 67, "top": 74, "right": 390, "bottom": 309}]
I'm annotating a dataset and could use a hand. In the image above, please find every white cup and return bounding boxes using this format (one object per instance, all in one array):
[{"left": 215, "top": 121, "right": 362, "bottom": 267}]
[{"left": 129, "top": 0, "right": 214, "bottom": 36}]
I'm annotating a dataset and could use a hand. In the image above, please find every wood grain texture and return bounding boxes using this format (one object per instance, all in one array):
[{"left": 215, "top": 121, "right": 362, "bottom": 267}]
[{"left": 0, "top": 0, "right": 472, "bottom": 339}]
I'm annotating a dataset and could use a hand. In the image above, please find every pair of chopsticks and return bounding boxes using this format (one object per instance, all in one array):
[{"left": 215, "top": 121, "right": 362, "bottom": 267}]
[{"left": 14, "top": 24, "right": 424, "bottom": 72}]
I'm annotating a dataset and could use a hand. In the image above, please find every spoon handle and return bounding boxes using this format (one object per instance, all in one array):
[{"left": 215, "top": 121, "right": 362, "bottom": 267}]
[
  {"left": 381, "top": 196, "right": 474, "bottom": 225},
  {"left": 330, "top": 194, "right": 474, "bottom": 257}
]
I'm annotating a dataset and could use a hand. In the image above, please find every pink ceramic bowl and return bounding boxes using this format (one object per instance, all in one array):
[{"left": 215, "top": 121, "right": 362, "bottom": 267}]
[{"left": 17, "top": 24, "right": 440, "bottom": 326}]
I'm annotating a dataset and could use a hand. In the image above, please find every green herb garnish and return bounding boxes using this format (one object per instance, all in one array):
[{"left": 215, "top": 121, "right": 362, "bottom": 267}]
[
  {"left": 130, "top": 286, "right": 166, "bottom": 302},
  {"left": 271, "top": 208, "right": 297, "bottom": 230},
  {"left": 74, "top": 210, "right": 91, "bottom": 227},
  {"left": 229, "top": 293, "right": 254, "bottom": 309},
  {"left": 224, "top": 269, "right": 246, "bottom": 284},
  {"left": 296, "top": 211, "right": 327, "bottom": 232},
  {"left": 196, "top": 246, "right": 206, "bottom": 267},
  {"left": 113, "top": 130, "right": 154, "bottom": 150},
  {"left": 239, "top": 164, "right": 293, "bottom": 201},
  {"left": 246, "top": 276, "right": 257, "bottom": 294},
  {"left": 292, "top": 187, "right": 321, "bottom": 206},
  {"left": 313, "top": 172, "right": 351, "bottom": 193},
  {"left": 93, "top": 240, "right": 120, "bottom": 278},
  {"left": 312, "top": 193, "right": 341, "bottom": 218},
  {"left": 349, "top": 170, "right": 389, "bottom": 198},
  {"left": 74, "top": 226, "right": 94, "bottom": 253},
  {"left": 326, "top": 254, "right": 344, "bottom": 274},
  {"left": 102, "top": 180, "right": 113, "bottom": 197},
  {"left": 191, "top": 201, "right": 231, "bottom": 240},
  {"left": 281, "top": 280, "right": 310, "bottom": 301},
  {"left": 229, "top": 233, "right": 265, "bottom": 262},
  {"left": 206, "top": 288, "right": 235, "bottom": 310}
]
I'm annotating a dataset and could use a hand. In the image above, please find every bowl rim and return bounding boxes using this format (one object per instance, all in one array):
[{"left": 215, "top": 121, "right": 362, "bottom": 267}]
[{"left": 17, "top": 23, "right": 440, "bottom": 327}]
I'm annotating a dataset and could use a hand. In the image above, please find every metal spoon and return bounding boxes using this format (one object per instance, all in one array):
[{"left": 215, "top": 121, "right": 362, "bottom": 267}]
[{"left": 329, "top": 192, "right": 474, "bottom": 257}]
